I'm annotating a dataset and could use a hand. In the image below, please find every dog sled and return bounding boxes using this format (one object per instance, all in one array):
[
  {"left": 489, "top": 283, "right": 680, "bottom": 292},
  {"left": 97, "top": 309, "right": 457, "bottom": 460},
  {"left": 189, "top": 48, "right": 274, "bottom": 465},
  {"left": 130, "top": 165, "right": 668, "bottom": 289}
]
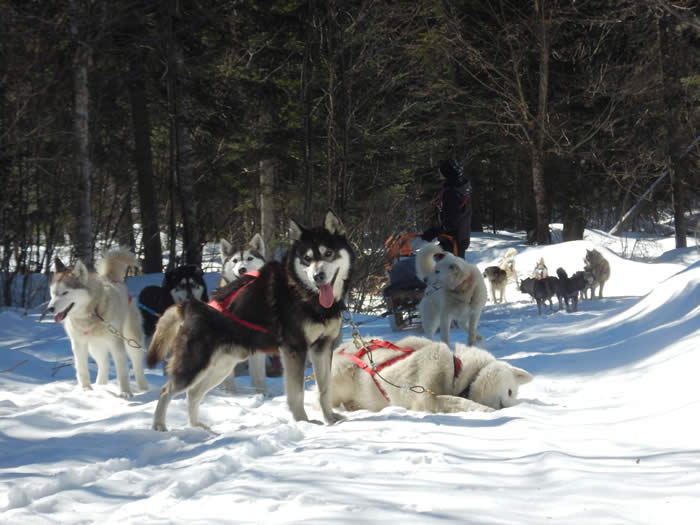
[{"left": 382, "top": 232, "right": 456, "bottom": 331}]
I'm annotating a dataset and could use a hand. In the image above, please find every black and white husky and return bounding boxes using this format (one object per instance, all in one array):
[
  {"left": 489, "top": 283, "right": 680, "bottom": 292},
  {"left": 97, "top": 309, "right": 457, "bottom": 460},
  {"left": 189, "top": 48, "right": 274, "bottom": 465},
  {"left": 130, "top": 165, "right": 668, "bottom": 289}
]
[
  {"left": 217, "top": 233, "right": 269, "bottom": 394},
  {"left": 146, "top": 210, "right": 355, "bottom": 431},
  {"left": 137, "top": 265, "right": 209, "bottom": 339}
]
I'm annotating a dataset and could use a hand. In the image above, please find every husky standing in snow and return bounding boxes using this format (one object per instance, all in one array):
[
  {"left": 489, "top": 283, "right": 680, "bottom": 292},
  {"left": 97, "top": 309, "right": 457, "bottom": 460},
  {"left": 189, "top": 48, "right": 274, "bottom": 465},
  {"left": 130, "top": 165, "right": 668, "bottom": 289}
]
[
  {"left": 582, "top": 248, "right": 611, "bottom": 299},
  {"left": 42, "top": 249, "right": 149, "bottom": 397},
  {"left": 146, "top": 210, "right": 355, "bottom": 431},
  {"left": 217, "top": 233, "right": 270, "bottom": 394},
  {"left": 416, "top": 243, "right": 487, "bottom": 346}
]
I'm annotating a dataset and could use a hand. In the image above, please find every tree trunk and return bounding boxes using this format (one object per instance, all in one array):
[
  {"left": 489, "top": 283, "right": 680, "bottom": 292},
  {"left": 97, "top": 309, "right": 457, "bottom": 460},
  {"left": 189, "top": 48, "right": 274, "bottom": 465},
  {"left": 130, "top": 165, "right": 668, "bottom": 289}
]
[
  {"left": 128, "top": 60, "right": 163, "bottom": 273},
  {"left": 532, "top": 0, "right": 551, "bottom": 245},
  {"left": 325, "top": 1, "right": 337, "bottom": 212},
  {"left": 658, "top": 12, "right": 687, "bottom": 248},
  {"left": 531, "top": 146, "right": 550, "bottom": 245},
  {"left": 440, "top": 0, "right": 466, "bottom": 158},
  {"left": 302, "top": 0, "right": 316, "bottom": 225},
  {"left": 260, "top": 159, "right": 276, "bottom": 251},
  {"left": 70, "top": 0, "right": 93, "bottom": 267},
  {"left": 168, "top": 0, "right": 201, "bottom": 266}
]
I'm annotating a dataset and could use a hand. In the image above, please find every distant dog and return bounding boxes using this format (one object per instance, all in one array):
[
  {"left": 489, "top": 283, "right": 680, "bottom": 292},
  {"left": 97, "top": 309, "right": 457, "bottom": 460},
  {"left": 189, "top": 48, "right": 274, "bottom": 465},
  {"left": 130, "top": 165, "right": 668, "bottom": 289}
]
[
  {"left": 533, "top": 257, "right": 548, "bottom": 279},
  {"left": 556, "top": 268, "right": 592, "bottom": 313},
  {"left": 218, "top": 233, "right": 266, "bottom": 288},
  {"left": 137, "top": 265, "right": 208, "bottom": 338},
  {"left": 146, "top": 210, "right": 354, "bottom": 431},
  {"left": 217, "top": 233, "right": 271, "bottom": 394},
  {"left": 322, "top": 336, "right": 533, "bottom": 413},
  {"left": 416, "top": 244, "right": 487, "bottom": 346},
  {"left": 482, "top": 266, "right": 508, "bottom": 304},
  {"left": 582, "top": 249, "right": 611, "bottom": 299},
  {"left": 42, "top": 249, "right": 149, "bottom": 397},
  {"left": 519, "top": 276, "right": 562, "bottom": 315},
  {"left": 498, "top": 247, "right": 519, "bottom": 286}
]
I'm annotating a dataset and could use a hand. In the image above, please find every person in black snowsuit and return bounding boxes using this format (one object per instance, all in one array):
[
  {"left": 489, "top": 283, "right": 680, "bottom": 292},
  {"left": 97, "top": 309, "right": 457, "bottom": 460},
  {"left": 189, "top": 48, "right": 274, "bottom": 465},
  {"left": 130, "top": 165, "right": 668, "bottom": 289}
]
[{"left": 422, "top": 159, "right": 472, "bottom": 259}]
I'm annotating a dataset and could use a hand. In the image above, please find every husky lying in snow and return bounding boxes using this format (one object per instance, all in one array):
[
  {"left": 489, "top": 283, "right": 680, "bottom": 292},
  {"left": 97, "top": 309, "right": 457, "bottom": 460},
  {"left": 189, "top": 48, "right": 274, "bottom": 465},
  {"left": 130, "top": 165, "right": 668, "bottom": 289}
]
[
  {"left": 43, "top": 249, "right": 149, "bottom": 397},
  {"left": 146, "top": 210, "right": 354, "bottom": 431},
  {"left": 416, "top": 243, "right": 487, "bottom": 346},
  {"left": 217, "top": 233, "right": 271, "bottom": 394},
  {"left": 320, "top": 336, "right": 533, "bottom": 413}
]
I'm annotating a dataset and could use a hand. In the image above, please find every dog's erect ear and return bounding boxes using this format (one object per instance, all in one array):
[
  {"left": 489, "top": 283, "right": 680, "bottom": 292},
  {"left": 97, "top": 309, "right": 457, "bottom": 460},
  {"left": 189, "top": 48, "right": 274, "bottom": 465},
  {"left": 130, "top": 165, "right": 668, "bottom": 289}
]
[
  {"left": 220, "top": 239, "right": 233, "bottom": 258},
  {"left": 511, "top": 366, "right": 533, "bottom": 385},
  {"left": 289, "top": 219, "right": 304, "bottom": 242},
  {"left": 72, "top": 260, "right": 89, "bottom": 285},
  {"left": 54, "top": 257, "right": 67, "bottom": 273},
  {"left": 324, "top": 209, "right": 346, "bottom": 236},
  {"left": 249, "top": 233, "right": 266, "bottom": 259}
]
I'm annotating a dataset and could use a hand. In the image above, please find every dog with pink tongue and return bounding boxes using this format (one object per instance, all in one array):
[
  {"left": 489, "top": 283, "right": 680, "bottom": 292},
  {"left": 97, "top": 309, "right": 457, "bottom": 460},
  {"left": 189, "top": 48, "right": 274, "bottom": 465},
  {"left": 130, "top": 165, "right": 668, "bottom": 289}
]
[{"left": 146, "top": 210, "right": 355, "bottom": 432}]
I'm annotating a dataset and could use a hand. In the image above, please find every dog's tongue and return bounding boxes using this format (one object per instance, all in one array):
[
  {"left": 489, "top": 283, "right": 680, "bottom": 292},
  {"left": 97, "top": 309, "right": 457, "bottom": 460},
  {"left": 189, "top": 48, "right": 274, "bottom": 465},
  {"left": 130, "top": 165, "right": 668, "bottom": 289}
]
[
  {"left": 318, "top": 284, "right": 335, "bottom": 309},
  {"left": 54, "top": 311, "right": 66, "bottom": 323}
]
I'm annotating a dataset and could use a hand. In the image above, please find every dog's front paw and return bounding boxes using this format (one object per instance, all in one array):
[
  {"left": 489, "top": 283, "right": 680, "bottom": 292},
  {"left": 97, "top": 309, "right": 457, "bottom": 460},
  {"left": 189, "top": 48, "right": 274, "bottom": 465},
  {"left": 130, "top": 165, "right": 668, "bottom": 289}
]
[
  {"left": 81, "top": 384, "right": 93, "bottom": 391},
  {"left": 137, "top": 380, "right": 150, "bottom": 392},
  {"left": 195, "top": 422, "right": 215, "bottom": 433},
  {"left": 152, "top": 423, "right": 168, "bottom": 432},
  {"left": 324, "top": 411, "right": 345, "bottom": 425},
  {"left": 119, "top": 390, "right": 134, "bottom": 399}
]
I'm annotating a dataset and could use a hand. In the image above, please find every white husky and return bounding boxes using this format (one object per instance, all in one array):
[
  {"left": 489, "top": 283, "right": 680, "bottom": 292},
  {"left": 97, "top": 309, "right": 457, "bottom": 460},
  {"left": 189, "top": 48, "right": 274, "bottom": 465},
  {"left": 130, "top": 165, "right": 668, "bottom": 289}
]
[
  {"left": 416, "top": 243, "right": 487, "bottom": 346},
  {"left": 218, "top": 233, "right": 270, "bottom": 394},
  {"left": 321, "top": 336, "right": 532, "bottom": 413},
  {"left": 43, "top": 249, "right": 149, "bottom": 397}
]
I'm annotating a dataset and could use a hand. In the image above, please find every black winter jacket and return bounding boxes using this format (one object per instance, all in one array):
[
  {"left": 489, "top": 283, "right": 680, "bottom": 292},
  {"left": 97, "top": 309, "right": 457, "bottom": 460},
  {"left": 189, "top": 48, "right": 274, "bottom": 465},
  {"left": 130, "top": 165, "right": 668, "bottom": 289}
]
[{"left": 436, "top": 175, "right": 472, "bottom": 243}]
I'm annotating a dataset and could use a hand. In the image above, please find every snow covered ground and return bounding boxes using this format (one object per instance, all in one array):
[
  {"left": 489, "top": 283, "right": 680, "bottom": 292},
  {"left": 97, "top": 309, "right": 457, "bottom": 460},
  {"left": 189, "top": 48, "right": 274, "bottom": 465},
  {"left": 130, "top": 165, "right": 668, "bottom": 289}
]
[{"left": 1, "top": 230, "right": 699, "bottom": 524}]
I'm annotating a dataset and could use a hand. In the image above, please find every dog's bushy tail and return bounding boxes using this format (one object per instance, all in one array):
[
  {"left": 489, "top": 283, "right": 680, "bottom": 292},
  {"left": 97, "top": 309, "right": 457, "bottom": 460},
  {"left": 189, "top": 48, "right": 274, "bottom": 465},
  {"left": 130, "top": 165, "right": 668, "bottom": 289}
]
[
  {"left": 98, "top": 248, "right": 140, "bottom": 283},
  {"left": 502, "top": 247, "right": 517, "bottom": 260},
  {"left": 556, "top": 267, "right": 568, "bottom": 281},
  {"left": 146, "top": 304, "right": 183, "bottom": 368},
  {"left": 415, "top": 244, "right": 442, "bottom": 281}
]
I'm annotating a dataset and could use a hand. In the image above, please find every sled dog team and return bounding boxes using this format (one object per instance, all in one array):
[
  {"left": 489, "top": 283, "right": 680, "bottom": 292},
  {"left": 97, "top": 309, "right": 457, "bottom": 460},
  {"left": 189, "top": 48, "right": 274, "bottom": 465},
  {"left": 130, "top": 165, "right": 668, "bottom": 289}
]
[{"left": 44, "top": 209, "right": 609, "bottom": 431}]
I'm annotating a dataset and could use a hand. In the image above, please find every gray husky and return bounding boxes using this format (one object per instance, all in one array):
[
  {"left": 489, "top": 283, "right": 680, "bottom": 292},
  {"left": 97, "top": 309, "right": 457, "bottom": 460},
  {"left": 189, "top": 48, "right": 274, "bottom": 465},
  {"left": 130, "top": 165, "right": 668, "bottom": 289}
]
[
  {"left": 43, "top": 249, "right": 149, "bottom": 397},
  {"left": 146, "top": 210, "right": 355, "bottom": 431},
  {"left": 218, "top": 233, "right": 266, "bottom": 288},
  {"left": 582, "top": 248, "right": 611, "bottom": 299},
  {"left": 217, "top": 233, "right": 269, "bottom": 394}
]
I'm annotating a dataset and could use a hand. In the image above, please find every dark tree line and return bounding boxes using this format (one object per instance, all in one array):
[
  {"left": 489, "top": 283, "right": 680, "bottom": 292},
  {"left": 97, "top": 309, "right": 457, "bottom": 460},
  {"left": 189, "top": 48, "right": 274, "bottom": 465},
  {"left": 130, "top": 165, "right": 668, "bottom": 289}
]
[{"left": 1, "top": 0, "right": 698, "bottom": 305}]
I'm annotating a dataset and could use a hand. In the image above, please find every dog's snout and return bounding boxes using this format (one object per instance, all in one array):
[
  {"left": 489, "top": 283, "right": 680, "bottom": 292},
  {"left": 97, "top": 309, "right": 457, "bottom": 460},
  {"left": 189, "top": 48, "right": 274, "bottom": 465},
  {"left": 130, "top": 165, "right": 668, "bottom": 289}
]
[
  {"left": 40, "top": 305, "right": 55, "bottom": 322},
  {"left": 313, "top": 271, "right": 326, "bottom": 284}
]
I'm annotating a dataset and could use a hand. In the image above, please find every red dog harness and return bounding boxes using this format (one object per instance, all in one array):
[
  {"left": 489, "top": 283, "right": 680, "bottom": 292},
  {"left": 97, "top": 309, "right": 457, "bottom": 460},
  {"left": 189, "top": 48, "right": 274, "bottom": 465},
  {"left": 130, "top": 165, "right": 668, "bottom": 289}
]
[
  {"left": 340, "top": 339, "right": 465, "bottom": 401},
  {"left": 339, "top": 340, "right": 416, "bottom": 401},
  {"left": 207, "top": 271, "right": 268, "bottom": 333}
]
